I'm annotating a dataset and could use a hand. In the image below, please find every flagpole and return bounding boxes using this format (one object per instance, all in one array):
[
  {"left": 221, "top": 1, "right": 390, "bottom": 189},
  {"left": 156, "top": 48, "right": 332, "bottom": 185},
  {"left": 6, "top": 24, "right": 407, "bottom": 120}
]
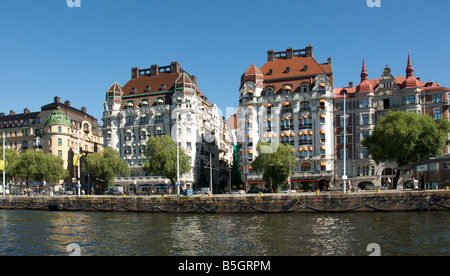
[
  {"left": 77, "top": 123, "right": 81, "bottom": 197},
  {"left": 2, "top": 132, "right": 5, "bottom": 196}
]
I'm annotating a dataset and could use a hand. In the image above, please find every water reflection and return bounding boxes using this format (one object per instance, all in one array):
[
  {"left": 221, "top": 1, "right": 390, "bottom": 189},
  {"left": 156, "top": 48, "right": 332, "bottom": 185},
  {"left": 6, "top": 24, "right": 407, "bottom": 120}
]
[{"left": 0, "top": 210, "right": 448, "bottom": 256}]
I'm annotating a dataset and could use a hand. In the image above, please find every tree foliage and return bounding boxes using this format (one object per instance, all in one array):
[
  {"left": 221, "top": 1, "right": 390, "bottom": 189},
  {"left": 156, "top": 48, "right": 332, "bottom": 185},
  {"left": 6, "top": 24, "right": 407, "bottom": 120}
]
[
  {"left": 251, "top": 142, "right": 296, "bottom": 191},
  {"left": 0, "top": 147, "right": 19, "bottom": 179},
  {"left": 143, "top": 135, "right": 191, "bottom": 187},
  {"left": 12, "top": 150, "right": 68, "bottom": 185},
  {"left": 84, "top": 147, "right": 130, "bottom": 188},
  {"left": 362, "top": 111, "right": 450, "bottom": 166},
  {"left": 362, "top": 111, "right": 450, "bottom": 187}
]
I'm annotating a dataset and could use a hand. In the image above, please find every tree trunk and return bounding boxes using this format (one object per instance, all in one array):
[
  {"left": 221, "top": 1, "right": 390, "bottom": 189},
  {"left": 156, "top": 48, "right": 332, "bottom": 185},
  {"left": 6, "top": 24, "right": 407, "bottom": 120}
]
[{"left": 393, "top": 169, "right": 401, "bottom": 189}]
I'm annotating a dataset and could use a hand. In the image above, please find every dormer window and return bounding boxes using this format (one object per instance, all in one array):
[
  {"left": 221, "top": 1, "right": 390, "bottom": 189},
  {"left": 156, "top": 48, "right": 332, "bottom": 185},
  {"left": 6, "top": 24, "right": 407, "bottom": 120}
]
[
  {"left": 285, "top": 67, "right": 290, "bottom": 74},
  {"left": 264, "top": 88, "right": 274, "bottom": 96},
  {"left": 160, "top": 84, "right": 165, "bottom": 90},
  {"left": 145, "top": 86, "right": 150, "bottom": 92},
  {"left": 268, "top": 69, "right": 273, "bottom": 75},
  {"left": 301, "top": 84, "right": 310, "bottom": 93},
  {"left": 131, "top": 88, "right": 136, "bottom": 94}
]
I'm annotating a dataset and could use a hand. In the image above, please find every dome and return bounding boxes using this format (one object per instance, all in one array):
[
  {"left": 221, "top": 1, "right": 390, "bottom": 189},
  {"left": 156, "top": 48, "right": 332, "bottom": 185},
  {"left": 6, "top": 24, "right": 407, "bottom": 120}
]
[
  {"left": 45, "top": 107, "right": 71, "bottom": 127},
  {"left": 106, "top": 82, "right": 124, "bottom": 103}
]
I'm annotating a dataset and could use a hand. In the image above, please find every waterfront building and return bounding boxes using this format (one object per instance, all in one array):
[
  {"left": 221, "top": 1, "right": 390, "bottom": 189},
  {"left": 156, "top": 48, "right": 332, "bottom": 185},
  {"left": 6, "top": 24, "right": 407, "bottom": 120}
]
[
  {"left": 334, "top": 55, "right": 450, "bottom": 188},
  {"left": 236, "top": 46, "right": 335, "bottom": 191},
  {"left": 0, "top": 97, "right": 103, "bottom": 191},
  {"left": 102, "top": 62, "right": 234, "bottom": 193}
]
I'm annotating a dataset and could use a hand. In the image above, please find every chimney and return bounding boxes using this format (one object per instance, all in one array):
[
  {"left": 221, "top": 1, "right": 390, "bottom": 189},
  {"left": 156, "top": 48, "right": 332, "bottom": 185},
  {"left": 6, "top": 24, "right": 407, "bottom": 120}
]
[
  {"left": 54, "top": 96, "right": 61, "bottom": 103},
  {"left": 150, "top": 64, "right": 159, "bottom": 76},
  {"left": 305, "top": 45, "right": 313, "bottom": 58},
  {"left": 267, "top": 50, "right": 274, "bottom": 62},
  {"left": 327, "top": 57, "right": 332, "bottom": 64},
  {"left": 10, "top": 110, "right": 15, "bottom": 116},
  {"left": 349, "top": 82, "right": 353, "bottom": 88},
  {"left": 131, "top": 67, "right": 140, "bottom": 79},
  {"left": 170, "top": 62, "right": 181, "bottom": 74},
  {"left": 24, "top": 108, "right": 30, "bottom": 114},
  {"left": 286, "top": 48, "right": 294, "bottom": 60},
  {"left": 65, "top": 100, "right": 71, "bottom": 107},
  {"left": 191, "top": 75, "right": 197, "bottom": 85},
  {"left": 81, "top": 106, "right": 86, "bottom": 114}
]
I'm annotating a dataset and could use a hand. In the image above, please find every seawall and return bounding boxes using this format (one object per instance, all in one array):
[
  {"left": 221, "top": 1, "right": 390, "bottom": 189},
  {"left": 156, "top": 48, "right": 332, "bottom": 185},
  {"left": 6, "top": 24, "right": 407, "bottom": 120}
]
[{"left": 0, "top": 190, "right": 449, "bottom": 213}]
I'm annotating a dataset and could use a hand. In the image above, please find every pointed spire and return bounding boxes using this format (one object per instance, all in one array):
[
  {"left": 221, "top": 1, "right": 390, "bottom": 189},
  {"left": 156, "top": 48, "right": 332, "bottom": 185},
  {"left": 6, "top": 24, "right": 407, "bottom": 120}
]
[
  {"left": 406, "top": 51, "right": 414, "bottom": 78},
  {"left": 360, "top": 58, "right": 368, "bottom": 82}
]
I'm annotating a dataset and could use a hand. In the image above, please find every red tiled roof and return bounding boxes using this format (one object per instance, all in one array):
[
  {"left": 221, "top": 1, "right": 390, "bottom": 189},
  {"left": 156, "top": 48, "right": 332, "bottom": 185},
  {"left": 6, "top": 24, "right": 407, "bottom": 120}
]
[
  {"left": 118, "top": 65, "right": 211, "bottom": 109},
  {"left": 260, "top": 55, "right": 333, "bottom": 93},
  {"left": 241, "top": 64, "right": 264, "bottom": 87}
]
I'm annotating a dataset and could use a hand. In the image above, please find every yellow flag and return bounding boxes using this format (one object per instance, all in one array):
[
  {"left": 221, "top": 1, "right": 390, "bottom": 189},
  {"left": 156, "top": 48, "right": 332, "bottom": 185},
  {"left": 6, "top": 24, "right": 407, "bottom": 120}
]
[
  {"left": 73, "top": 154, "right": 82, "bottom": 167},
  {"left": 0, "top": 160, "right": 7, "bottom": 171}
]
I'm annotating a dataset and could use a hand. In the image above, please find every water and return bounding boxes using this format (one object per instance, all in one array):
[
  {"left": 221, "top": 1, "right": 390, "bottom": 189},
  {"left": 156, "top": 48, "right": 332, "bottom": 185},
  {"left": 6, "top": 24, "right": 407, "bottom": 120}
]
[{"left": 0, "top": 210, "right": 448, "bottom": 256}]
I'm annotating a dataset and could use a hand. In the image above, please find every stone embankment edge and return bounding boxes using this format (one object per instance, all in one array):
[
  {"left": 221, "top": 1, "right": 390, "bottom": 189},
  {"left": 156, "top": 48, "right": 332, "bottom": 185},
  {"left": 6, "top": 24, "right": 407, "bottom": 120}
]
[{"left": 0, "top": 190, "right": 449, "bottom": 213}]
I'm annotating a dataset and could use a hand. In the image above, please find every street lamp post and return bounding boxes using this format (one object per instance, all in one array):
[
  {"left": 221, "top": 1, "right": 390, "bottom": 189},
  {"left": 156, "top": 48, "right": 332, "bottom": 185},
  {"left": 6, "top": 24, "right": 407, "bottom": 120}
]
[
  {"left": 2, "top": 132, "right": 5, "bottom": 196},
  {"left": 176, "top": 112, "right": 180, "bottom": 196},
  {"left": 340, "top": 88, "right": 349, "bottom": 193}
]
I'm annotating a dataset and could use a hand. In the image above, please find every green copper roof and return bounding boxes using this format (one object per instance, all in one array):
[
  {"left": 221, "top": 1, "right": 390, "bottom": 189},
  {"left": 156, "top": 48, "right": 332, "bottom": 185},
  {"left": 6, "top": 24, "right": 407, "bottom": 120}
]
[{"left": 45, "top": 107, "right": 71, "bottom": 127}]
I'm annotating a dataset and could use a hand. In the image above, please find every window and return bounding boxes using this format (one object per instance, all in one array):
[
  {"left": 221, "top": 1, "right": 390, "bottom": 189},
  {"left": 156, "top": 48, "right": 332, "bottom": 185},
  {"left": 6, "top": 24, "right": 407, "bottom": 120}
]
[
  {"left": 301, "top": 163, "right": 311, "bottom": 172},
  {"left": 58, "top": 138, "right": 62, "bottom": 146},
  {"left": 58, "top": 150, "right": 62, "bottom": 158},
  {"left": 408, "top": 95, "right": 415, "bottom": 104},
  {"left": 434, "top": 109, "right": 441, "bottom": 120},
  {"left": 265, "top": 89, "right": 274, "bottom": 96},
  {"left": 301, "top": 101, "right": 310, "bottom": 111},
  {"left": 361, "top": 99, "right": 369, "bottom": 108},
  {"left": 402, "top": 96, "right": 406, "bottom": 105},
  {"left": 140, "top": 116, "right": 148, "bottom": 123},
  {"left": 433, "top": 94, "right": 443, "bottom": 103},
  {"left": 362, "top": 114, "right": 369, "bottom": 125}
]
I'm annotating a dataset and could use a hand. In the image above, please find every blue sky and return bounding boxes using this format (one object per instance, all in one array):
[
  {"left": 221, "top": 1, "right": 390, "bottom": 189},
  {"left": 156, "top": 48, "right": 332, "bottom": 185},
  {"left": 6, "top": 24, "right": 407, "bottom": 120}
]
[{"left": 1, "top": 0, "right": 449, "bottom": 121}]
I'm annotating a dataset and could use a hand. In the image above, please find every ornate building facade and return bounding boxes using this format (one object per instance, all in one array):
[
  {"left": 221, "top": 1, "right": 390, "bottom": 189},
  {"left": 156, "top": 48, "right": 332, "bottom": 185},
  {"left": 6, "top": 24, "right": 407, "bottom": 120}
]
[
  {"left": 0, "top": 97, "right": 103, "bottom": 191},
  {"left": 236, "top": 46, "right": 335, "bottom": 191},
  {"left": 334, "top": 55, "right": 450, "bottom": 188},
  {"left": 102, "top": 62, "right": 234, "bottom": 193}
]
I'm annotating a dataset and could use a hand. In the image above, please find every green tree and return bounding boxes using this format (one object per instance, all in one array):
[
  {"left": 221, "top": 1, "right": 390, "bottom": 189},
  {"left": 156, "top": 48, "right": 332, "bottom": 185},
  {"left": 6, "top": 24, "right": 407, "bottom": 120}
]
[
  {"left": 143, "top": 135, "right": 190, "bottom": 191},
  {"left": 0, "top": 147, "right": 19, "bottom": 180},
  {"left": 251, "top": 142, "right": 296, "bottom": 191},
  {"left": 362, "top": 111, "right": 450, "bottom": 188},
  {"left": 84, "top": 147, "right": 130, "bottom": 189},
  {"left": 42, "top": 154, "right": 68, "bottom": 184},
  {"left": 12, "top": 150, "right": 68, "bottom": 186}
]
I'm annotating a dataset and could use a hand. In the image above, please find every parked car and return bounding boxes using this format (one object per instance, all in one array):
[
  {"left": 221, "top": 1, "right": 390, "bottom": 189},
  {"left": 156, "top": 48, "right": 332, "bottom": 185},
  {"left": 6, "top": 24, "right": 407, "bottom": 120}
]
[
  {"left": 194, "top": 188, "right": 211, "bottom": 195},
  {"left": 232, "top": 190, "right": 245, "bottom": 194},
  {"left": 106, "top": 186, "right": 124, "bottom": 195}
]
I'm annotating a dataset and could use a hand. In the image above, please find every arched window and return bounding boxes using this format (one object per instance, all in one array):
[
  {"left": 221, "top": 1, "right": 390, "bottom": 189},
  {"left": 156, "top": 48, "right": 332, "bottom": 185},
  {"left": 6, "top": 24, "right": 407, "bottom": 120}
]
[
  {"left": 140, "top": 99, "right": 149, "bottom": 107},
  {"left": 301, "top": 100, "right": 310, "bottom": 111},
  {"left": 126, "top": 100, "right": 135, "bottom": 109},
  {"left": 301, "top": 163, "right": 311, "bottom": 172},
  {"left": 155, "top": 97, "right": 164, "bottom": 106},
  {"left": 301, "top": 84, "right": 310, "bottom": 93}
]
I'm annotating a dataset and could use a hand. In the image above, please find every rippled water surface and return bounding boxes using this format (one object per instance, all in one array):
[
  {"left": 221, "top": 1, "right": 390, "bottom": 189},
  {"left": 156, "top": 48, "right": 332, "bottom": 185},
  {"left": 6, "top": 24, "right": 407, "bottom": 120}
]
[{"left": 0, "top": 210, "right": 448, "bottom": 256}]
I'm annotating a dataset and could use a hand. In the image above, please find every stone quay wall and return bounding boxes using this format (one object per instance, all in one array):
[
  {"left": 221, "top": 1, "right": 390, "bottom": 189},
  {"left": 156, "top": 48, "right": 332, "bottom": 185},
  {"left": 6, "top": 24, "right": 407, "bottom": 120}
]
[{"left": 0, "top": 190, "right": 449, "bottom": 214}]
